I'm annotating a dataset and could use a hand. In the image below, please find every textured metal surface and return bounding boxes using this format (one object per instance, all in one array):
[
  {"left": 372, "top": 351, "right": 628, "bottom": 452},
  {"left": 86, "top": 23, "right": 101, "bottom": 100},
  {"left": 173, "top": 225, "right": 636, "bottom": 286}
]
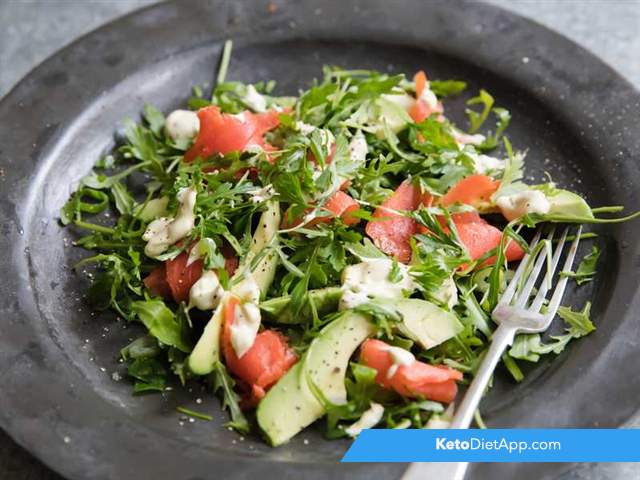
[{"left": 0, "top": 1, "right": 639, "bottom": 479}]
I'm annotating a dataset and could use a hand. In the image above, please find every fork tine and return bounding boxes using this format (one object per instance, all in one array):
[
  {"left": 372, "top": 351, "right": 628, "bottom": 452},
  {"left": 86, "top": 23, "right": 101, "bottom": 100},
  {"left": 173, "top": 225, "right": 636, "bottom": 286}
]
[
  {"left": 500, "top": 228, "right": 542, "bottom": 305},
  {"left": 530, "top": 226, "right": 570, "bottom": 312},
  {"left": 545, "top": 226, "right": 583, "bottom": 319},
  {"left": 513, "top": 227, "right": 556, "bottom": 308}
]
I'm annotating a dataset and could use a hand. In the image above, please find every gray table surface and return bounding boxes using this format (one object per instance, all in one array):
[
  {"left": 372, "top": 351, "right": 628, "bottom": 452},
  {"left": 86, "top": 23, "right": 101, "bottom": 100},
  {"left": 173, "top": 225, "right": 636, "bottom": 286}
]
[{"left": 0, "top": 1, "right": 638, "bottom": 479}]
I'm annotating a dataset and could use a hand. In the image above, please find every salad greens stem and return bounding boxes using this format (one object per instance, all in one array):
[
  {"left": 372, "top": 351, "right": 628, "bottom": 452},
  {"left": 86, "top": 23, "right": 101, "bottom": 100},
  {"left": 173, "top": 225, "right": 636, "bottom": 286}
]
[
  {"left": 216, "top": 40, "right": 233, "bottom": 86},
  {"left": 176, "top": 406, "right": 213, "bottom": 421}
]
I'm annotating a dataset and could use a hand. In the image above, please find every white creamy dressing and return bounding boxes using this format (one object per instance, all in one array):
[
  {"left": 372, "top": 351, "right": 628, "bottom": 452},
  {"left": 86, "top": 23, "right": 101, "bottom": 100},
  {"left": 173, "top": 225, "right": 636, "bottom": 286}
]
[
  {"left": 295, "top": 121, "right": 316, "bottom": 135},
  {"left": 247, "top": 184, "right": 276, "bottom": 204},
  {"left": 385, "top": 345, "right": 415, "bottom": 379},
  {"left": 425, "top": 403, "right": 455, "bottom": 429},
  {"left": 495, "top": 190, "right": 551, "bottom": 221},
  {"left": 452, "top": 128, "right": 486, "bottom": 147},
  {"left": 229, "top": 274, "right": 262, "bottom": 357},
  {"left": 425, "top": 414, "right": 452, "bottom": 429},
  {"left": 339, "top": 259, "right": 415, "bottom": 310},
  {"left": 419, "top": 85, "right": 439, "bottom": 110},
  {"left": 243, "top": 84, "right": 267, "bottom": 112},
  {"left": 189, "top": 270, "right": 224, "bottom": 311},
  {"left": 233, "top": 274, "right": 261, "bottom": 303},
  {"left": 345, "top": 402, "right": 385, "bottom": 437},
  {"left": 348, "top": 133, "right": 368, "bottom": 163},
  {"left": 164, "top": 110, "right": 200, "bottom": 142},
  {"left": 467, "top": 151, "right": 505, "bottom": 175},
  {"left": 142, "top": 187, "right": 197, "bottom": 257},
  {"left": 230, "top": 301, "right": 262, "bottom": 358}
]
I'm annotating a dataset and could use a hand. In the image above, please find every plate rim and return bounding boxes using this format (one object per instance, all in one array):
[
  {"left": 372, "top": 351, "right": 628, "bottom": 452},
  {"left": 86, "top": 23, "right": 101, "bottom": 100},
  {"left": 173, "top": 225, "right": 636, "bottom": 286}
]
[{"left": 1, "top": 1, "right": 639, "bottom": 479}]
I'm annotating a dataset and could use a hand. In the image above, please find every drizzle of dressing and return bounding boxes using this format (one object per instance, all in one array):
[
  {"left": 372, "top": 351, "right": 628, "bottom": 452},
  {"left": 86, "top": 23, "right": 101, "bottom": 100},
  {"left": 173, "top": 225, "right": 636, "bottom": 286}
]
[
  {"left": 142, "top": 187, "right": 197, "bottom": 257},
  {"left": 496, "top": 190, "right": 551, "bottom": 221},
  {"left": 348, "top": 133, "right": 368, "bottom": 163},
  {"left": 229, "top": 302, "right": 261, "bottom": 358},
  {"left": 228, "top": 274, "right": 263, "bottom": 357},
  {"left": 385, "top": 346, "right": 415, "bottom": 379},
  {"left": 452, "top": 127, "right": 486, "bottom": 147},
  {"left": 165, "top": 110, "right": 200, "bottom": 142},
  {"left": 339, "top": 259, "right": 414, "bottom": 310},
  {"left": 248, "top": 184, "right": 276, "bottom": 204},
  {"left": 344, "top": 402, "right": 385, "bottom": 437},
  {"left": 189, "top": 270, "right": 224, "bottom": 311},
  {"left": 467, "top": 151, "right": 505, "bottom": 175}
]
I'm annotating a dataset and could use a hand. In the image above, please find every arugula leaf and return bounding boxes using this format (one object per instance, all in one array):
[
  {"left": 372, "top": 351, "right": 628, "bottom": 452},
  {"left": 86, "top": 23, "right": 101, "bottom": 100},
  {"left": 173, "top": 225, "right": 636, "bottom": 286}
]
[
  {"left": 353, "top": 301, "right": 401, "bottom": 339},
  {"left": 561, "top": 246, "right": 600, "bottom": 285},
  {"left": 111, "top": 181, "right": 135, "bottom": 215},
  {"left": 480, "top": 107, "right": 511, "bottom": 150},
  {"left": 131, "top": 300, "right": 191, "bottom": 353},
  {"left": 466, "top": 89, "right": 494, "bottom": 133},
  {"left": 60, "top": 187, "right": 110, "bottom": 224},
  {"left": 81, "top": 162, "right": 149, "bottom": 190},
  {"left": 143, "top": 103, "right": 166, "bottom": 137},
  {"left": 430, "top": 80, "right": 467, "bottom": 97},
  {"left": 492, "top": 137, "right": 525, "bottom": 199},
  {"left": 558, "top": 302, "right": 595, "bottom": 337},
  {"left": 385, "top": 399, "right": 444, "bottom": 429},
  {"left": 409, "top": 118, "right": 459, "bottom": 154},
  {"left": 345, "top": 238, "right": 388, "bottom": 260},
  {"left": 191, "top": 238, "right": 226, "bottom": 270},
  {"left": 77, "top": 253, "right": 142, "bottom": 317},
  {"left": 121, "top": 335, "right": 161, "bottom": 360},
  {"left": 210, "top": 361, "right": 250, "bottom": 434},
  {"left": 128, "top": 357, "right": 167, "bottom": 394},
  {"left": 509, "top": 334, "right": 567, "bottom": 362},
  {"left": 508, "top": 302, "right": 595, "bottom": 365}
]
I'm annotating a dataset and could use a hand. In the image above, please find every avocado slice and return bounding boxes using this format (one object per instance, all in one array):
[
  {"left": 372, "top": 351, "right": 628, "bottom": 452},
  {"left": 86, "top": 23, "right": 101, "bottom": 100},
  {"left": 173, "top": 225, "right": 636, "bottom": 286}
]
[
  {"left": 541, "top": 188, "right": 593, "bottom": 219},
  {"left": 259, "top": 287, "right": 342, "bottom": 324},
  {"left": 393, "top": 298, "right": 463, "bottom": 350},
  {"left": 188, "top": 201, "right": 281, "bottom": 376},
  {"left": 187, "top": 295, "right": 226, "bottom": 375},
  {"left": 373, "top": 94, "right": 414, "bottom": 138},
  {"left": 134, "top": 196, "right": 169, "bottom": 221},
  {"left": 241, "top": 200, "right": 281, "bottom": 297},
  {"left": 257, "top": 312, "right": 374, "bottom": 446}
]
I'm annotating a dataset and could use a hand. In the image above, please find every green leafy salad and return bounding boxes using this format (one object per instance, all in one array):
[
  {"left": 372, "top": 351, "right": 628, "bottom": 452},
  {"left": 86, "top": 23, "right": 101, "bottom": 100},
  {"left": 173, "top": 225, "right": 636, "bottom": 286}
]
[{"left": 61, "top": 41, "right": 638, "bottom": 445}]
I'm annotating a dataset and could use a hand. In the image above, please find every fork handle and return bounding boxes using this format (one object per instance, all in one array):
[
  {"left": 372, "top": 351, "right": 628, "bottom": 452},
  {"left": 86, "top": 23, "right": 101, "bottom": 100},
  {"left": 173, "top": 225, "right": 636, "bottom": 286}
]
[
  {"left": 401, "top": 325, "right": 518, "bottom": 480},
  {"left": 450, "top": 323, "right": 517, "bottom": 429}
]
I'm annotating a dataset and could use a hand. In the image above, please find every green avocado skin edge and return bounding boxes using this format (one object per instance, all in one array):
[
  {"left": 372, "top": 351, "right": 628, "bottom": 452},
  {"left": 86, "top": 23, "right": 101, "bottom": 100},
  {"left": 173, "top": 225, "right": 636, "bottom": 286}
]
[{"left": 257, "top": 312, "right": 374, "bottom": 446}]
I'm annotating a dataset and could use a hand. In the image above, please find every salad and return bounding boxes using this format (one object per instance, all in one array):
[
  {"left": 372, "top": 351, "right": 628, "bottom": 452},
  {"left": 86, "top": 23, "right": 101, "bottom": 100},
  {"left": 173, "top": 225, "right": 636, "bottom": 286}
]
[{"left": 61, "top": 42, "right": 638, "bottom": 445}]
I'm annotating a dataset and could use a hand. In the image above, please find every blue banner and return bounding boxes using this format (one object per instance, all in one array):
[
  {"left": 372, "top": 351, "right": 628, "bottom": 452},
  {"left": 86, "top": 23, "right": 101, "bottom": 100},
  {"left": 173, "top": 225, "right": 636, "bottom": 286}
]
[{"left": 342, "top": 429, "right": 640, "bottom": 462}]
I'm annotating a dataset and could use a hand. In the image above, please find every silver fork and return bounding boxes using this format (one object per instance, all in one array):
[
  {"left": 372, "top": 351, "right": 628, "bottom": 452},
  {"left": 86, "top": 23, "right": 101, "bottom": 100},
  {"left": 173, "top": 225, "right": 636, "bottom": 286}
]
[{"left": 403, "top": 225, "right": 582, "bottom": 480}]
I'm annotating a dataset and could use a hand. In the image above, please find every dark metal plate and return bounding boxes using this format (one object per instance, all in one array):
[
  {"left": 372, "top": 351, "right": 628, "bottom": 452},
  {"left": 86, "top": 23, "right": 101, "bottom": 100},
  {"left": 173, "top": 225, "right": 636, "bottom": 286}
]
[{"left": 0, "top": 1, "right": 638, "bottom": 479}]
